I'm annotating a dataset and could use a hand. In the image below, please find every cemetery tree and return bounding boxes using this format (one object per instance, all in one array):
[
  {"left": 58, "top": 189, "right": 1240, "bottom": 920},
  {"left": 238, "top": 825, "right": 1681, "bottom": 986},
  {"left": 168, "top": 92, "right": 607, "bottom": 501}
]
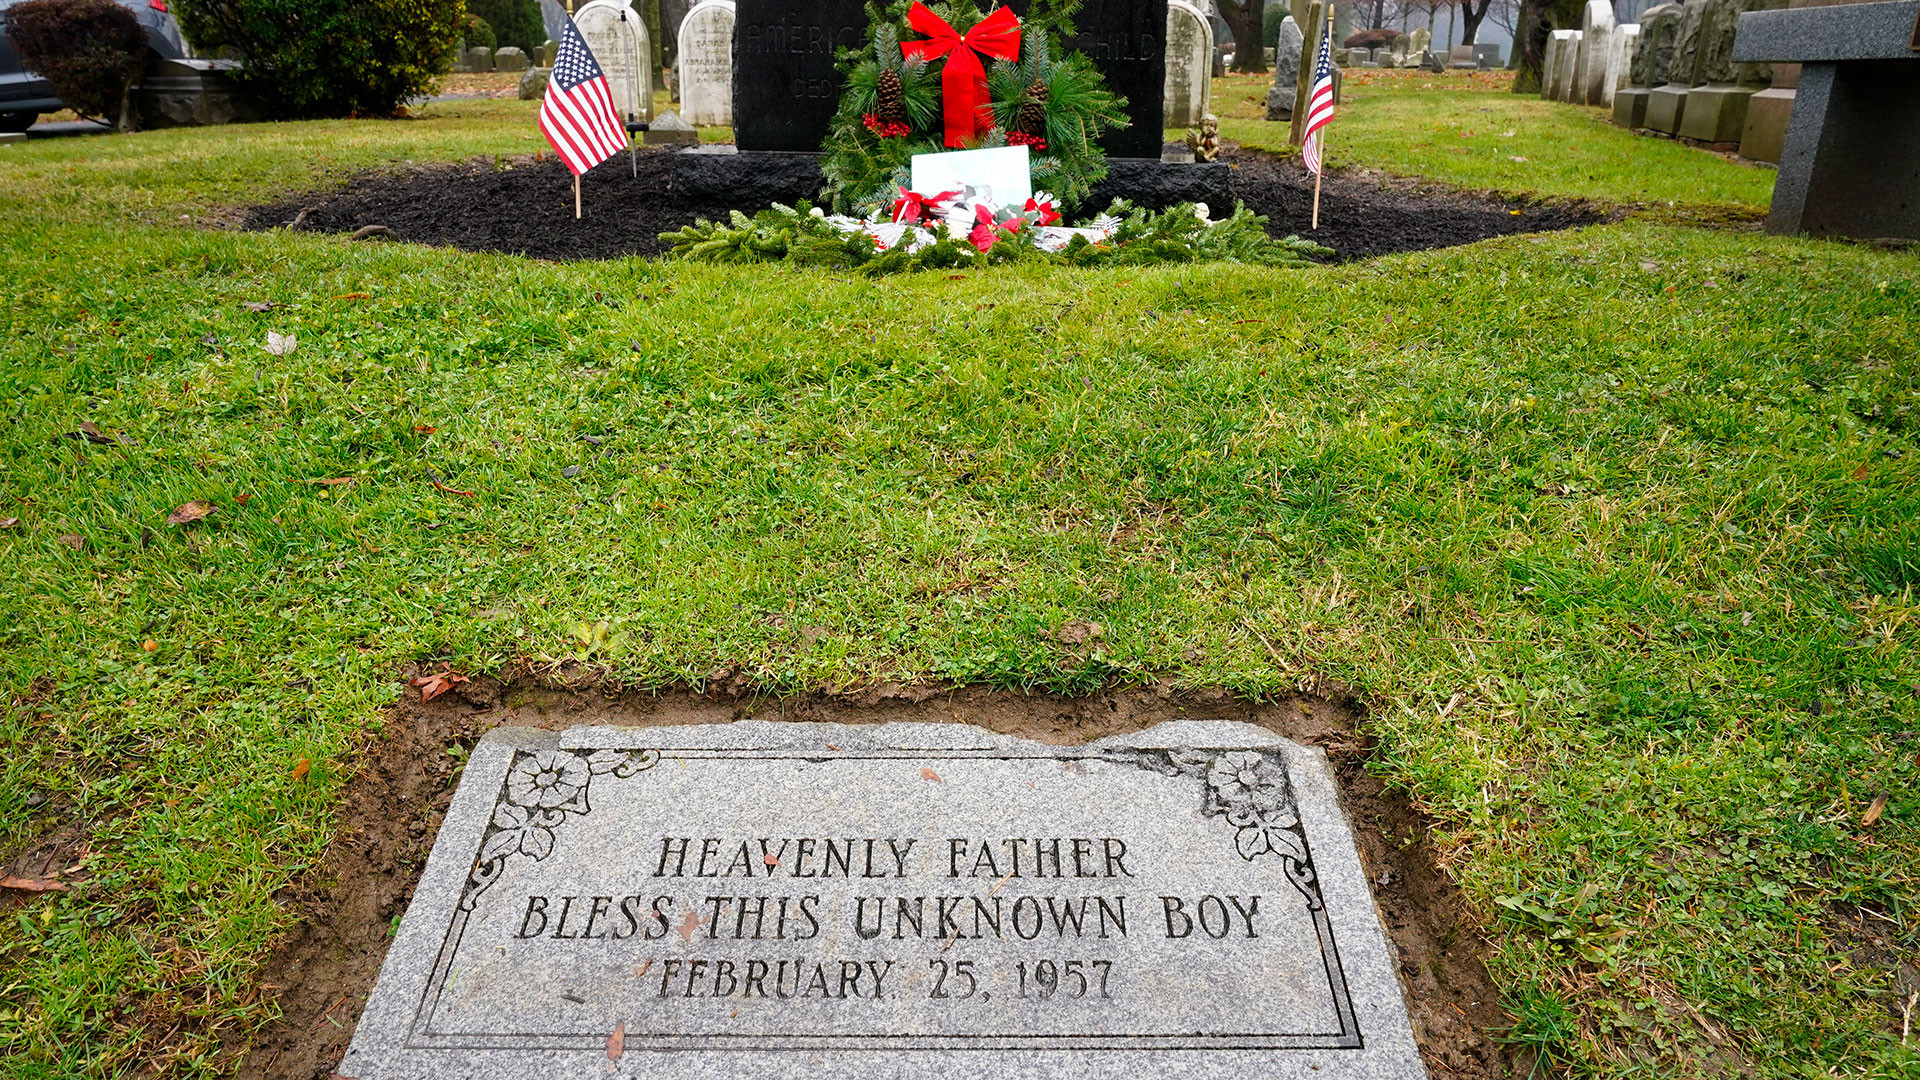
[
  {"left": 171, "top": 0, "right": 464, "bottom": 118},
  {"left": 1510, "top": 0, "right": 1580, "bottom": 90},
  {"left": 1216, "top": 0, "right": 1270, "bottom": 72},
  {"left": 1454, "top": 0, "right": 1492, "bottom": 42},
  {"left": 3, "top": 0, "right": 147, "bottom": 131},
  {"left": 467, "top": 0, "right": 544, "bottom": 54}
]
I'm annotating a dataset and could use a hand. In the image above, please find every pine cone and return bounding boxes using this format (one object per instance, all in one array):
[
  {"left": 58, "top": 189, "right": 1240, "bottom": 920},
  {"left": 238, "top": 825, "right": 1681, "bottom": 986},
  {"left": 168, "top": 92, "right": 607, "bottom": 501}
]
[
  {"left": 876, "top": 67, "right": 909, "bottom": 125},
  {"left": 1015, "top": 77, "right": 1047, "bottom": 135}
]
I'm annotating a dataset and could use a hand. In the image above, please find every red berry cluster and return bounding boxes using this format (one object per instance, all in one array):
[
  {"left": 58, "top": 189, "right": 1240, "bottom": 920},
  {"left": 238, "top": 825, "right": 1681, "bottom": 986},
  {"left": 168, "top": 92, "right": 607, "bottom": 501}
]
[
  {"left": 1006, "top": 131, "right": 1049, "bottom": 151},
  {"left": 862, "top": 114, "right": 912, "bottom": 138}
]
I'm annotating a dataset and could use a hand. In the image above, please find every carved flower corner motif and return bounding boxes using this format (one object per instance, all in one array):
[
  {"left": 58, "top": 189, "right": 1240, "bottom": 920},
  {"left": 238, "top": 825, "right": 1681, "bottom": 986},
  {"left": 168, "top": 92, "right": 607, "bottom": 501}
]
[
  {"left": 463, "top": 748, "right": 661, "bottom": 907},
  {"left": 1206, "top": 750, "right": 1307, "bottom": 866},
  {"left": 506, "top": 749, "right": 592, "bottom": 812}
]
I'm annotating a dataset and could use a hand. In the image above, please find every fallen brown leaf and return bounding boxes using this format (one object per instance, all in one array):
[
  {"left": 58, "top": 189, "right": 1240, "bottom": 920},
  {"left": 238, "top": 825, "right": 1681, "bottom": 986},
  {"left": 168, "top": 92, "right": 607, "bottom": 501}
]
[
  {"left": 305, "top": 477, "right": 357, "bottom": 486},
  {"left": 1862, "top": 793, "right": 1888, "bottom": 827},
  {"left": 607, "top": 1021, "right": 626, "bottom": 1060},
  {"left": 921, "top": 767, "right": 944, "bottom": 783},
  {"left": 235, "top": 493, "right": 252, "bottom": 506},
  {"left": 415, "top": 425, "right": 436, "bottom": 434},
  {"left": 0, "top": 517, "right": 17, "bottom": 529},
  {"left": 333, "top": 292, "right": 371, "bottom": 301},
  {"left": 142, "top": 640, "right": 157, "bottom": 652},
  {"left": 77, "top": 420, "right": 116, "bottom": 444},
  {"left": 1853, "top": 461, "right": 1871, "bottom": 480},
  {"left": 58, "top": 533, "right": 84, "bottom": 551},
  {"left": 409, "top": 670, "right": 469, "bottom": 703},
  {"left": 166, "top": 500, "right": 217, "bottom": 526},
  {"left": 0, "top": 874, "right": 65, "bottom": 893}
]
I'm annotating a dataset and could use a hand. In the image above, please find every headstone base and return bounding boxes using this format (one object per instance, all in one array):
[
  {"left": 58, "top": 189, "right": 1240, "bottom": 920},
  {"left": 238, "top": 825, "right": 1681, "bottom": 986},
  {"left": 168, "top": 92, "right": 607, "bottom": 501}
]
[
  {"left": 1612, "top": 87, "right": 1650, "bottom": 128},
  {"left": 1643, "top": 83, "right": 1689, "bottom": 133},
  {"left": 668, "top": 146, "right": 826, "bottom": 206},
  {"left": 137, "top": 58, "right": 261, "bottom": 128},
  {"left": 1085, "top": 157, "right": 1234, "bottom": 213},
  {"left": 1265, "top": 83, "right": 1296, "bottom": 120},
  {"left": 1677, "top": 84, "right": 1754, "bottom": 143},
  {"left": 1738, "top": 86, "right": 1793, "bottom": 162}
]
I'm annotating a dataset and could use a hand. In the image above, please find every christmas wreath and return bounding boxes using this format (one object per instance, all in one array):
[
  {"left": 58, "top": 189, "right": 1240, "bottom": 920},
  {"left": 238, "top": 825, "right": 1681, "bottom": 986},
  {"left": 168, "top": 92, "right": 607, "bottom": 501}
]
[{"left": 819, "top": 0, "right": 1130, "bottom": 214}]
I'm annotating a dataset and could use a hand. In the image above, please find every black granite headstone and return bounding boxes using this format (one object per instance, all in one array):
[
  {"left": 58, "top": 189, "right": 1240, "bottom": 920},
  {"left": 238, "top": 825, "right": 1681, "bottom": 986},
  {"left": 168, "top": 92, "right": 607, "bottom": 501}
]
[
  {"left": 730, "top": 0, "right": 1167, "bottom": 157},
  {"left": 732, "top": 0, "right": 870, "bottom": 151},
  {"left": 1041, "top": 0, "right": 1169, "bottom": 158}
]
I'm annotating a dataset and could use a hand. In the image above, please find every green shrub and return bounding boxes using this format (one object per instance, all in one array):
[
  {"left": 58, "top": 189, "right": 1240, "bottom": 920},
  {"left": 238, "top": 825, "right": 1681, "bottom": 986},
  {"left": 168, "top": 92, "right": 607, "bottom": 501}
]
[
  {"left": 171, "top": 0, "right": 464, "bottom": 118},
  {"left": 466, "top": 0, "right": 542, "bottom": 55},
  {"left": 1263, "top": 2, "right": 1286, "bottom": 47},
  {"left": 460, "top": 12, "right": 497, "bottom": 51},
  {"left": 3, "top": 0, "right": 147, "bottom": 130}
]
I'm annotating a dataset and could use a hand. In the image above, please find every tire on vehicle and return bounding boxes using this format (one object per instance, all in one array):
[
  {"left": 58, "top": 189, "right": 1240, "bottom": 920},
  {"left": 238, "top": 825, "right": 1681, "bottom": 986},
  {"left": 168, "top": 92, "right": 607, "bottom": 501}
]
[{"left": 0, "top": 112, "right": 36, "bottom": 132}]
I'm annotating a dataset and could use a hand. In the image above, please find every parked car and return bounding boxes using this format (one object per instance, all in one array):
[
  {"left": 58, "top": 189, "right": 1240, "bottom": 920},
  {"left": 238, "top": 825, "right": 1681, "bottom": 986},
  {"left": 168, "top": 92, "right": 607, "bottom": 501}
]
[{"left": 0, "top": 0, "right": 188, "bottom": 131}]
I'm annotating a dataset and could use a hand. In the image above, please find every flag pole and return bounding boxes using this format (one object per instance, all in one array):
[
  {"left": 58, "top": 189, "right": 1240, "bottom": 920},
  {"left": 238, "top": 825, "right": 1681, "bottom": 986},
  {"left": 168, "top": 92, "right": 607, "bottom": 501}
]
[
  {"left": 569, "top": 0, "right": 580, "bottom": 220},
  {"left": 1312, "top": 163, "right": 1322, "bottom": 230}
]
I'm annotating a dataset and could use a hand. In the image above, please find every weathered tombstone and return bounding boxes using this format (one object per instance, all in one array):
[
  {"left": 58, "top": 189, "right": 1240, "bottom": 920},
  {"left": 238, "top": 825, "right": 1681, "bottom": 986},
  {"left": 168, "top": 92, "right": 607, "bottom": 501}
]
[
  {"left": 541, "top": 39, "right": 559, "bottom": 65},
  {"left": 1645, "top": 0, "right": 1708, "bottom": 131},
  {"left": 676, "top": 0, "right": 733, "bottom": 126},
  {"left": 577, "top": 0, "right": 655, "bottom": 128},
  {"left": 337, "top": 721, "right": 1430, "bottom": 1079},
  {"left": 518, "top": 66, "right": 551, "bottom": 99},
  {"left": 1473, "top": 41, "right": 1500, "bottom": 66},
  {"left": 1544, "top": 30, "right": 1578, "bottom": 97},
  {"left": 1617, "top": 1, "right": 1681, "bottom": 126},
  {"left": 1733, "top": 0, "right": 1920, "bottom": 235},
  {"left": 495, "top": 46, "right": 530, "bottom": 72},
  {"left": 1265, "top": 14, "right": 1303, "bottom": 119},
  {"left": 467, "top": 45, "right": 494, "bottom": 72},
  {"left": 1574, "top": 0, "right": 1615, "bottom": 104},
  {"left": 1448, "top": 42, "right": 1477, "bottom": 67},
  {"left": 1601, "top": 23, "right": 1640, "bottom": 108},
  {"left": 1540, "top": 33, "right": 1563, "bottom": 95},
  {"left": 1408, "top": 26, "right": 1430, "bottom": 63},
  {"left": 1388, "top": 31, "right": 1411, "bottom": 65},
  {"left": 1678, "top": 0, "right": 1786, "bottom": 143},
  {"left": 1164, "top": 0, "right": 1213, "bottom": 127}
]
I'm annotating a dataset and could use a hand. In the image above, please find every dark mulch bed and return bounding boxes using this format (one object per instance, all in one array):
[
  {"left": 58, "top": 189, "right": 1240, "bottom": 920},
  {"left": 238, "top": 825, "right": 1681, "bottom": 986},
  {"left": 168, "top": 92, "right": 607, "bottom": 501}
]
[{"left": 242, "top": 145, "right": 1610, "bottom": 264}]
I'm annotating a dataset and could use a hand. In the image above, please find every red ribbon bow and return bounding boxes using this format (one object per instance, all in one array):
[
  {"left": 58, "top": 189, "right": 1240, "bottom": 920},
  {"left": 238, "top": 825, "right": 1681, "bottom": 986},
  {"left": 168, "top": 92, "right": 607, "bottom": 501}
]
[{"left": 900, "top": 2, "right": 1023, "bottom": 148}]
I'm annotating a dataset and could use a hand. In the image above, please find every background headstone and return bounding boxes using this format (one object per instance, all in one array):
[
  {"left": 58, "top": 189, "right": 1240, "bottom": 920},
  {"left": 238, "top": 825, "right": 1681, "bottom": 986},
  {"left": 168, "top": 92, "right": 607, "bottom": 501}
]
[
  {"left": 576, "top": 0, "right": 654, "bottom": 127},
  {"left": 1449, "top": 42, "right": 1476, "bottom": 67},
  {"left": 518, "top": 66, "right": 551, "bottom": 99},
  {"left": 1164, "top": 0, "right": 1214, "bottom": 126},
  {"left": 1602, "top": 23, "right": 1640, "bottom": 107},
  {"left": 1737, "top": 0, "right": 1855, "bottom": 161},
  {"left": 1266, "top": 14, "right": 1302, "bottom": 119},
  {"left": 541, "top": 39, "right": 559, "bottom": 65},
  {"left": 677, "top": 0, "right": 734, "bottom": 126},
  {"left": 494, "top": 45, "right": 530, "bottom": 72},
  {"left": 646, "top": 109, "right": 700, "bottom": 144},
  {"left": 1645, "top": 0, "right": 1709, "bottom": 130},
  {"left": 1473, "top": 41, "right": 1500, "bottom": 66},
  {"left": 1545, "top": 30, "right": 1578, "bottom": 97},
  {"left": 467, "top": 45, "right": 494, "bottom": 72},
  {"left": 1575, "top": 0, "right": 1616, "bottom": 104},
  {"left": 1388, "top": 31, "right": 1410, "bottom": 65},
  {"left": 1408, "top": 27, "right": 1430, "bottom": 62}
]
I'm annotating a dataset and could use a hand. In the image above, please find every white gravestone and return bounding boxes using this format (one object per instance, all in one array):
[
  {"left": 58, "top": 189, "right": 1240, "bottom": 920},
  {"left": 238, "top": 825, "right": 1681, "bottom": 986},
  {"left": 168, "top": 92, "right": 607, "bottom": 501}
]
[
  {"left": 575, "top": 0, "right": 654, "bottom": 127},
  {"left": 1604, "top": 23, "right": 1641, "bottom": 105},
  {"left": 1163, "top": 0, "right": 1213, "bottom": 127},
  {"left": 1574, "top": 0, "right": 1617, "bottom": 105},
  {"left": 677, "top": 0, "right": 734, "bottom": 127},
  {"left": 1548, "top": 29, "right": 1581, "bottom": 100},
  {"left": 339, "top": 721, "right": 1429, "bottom": 1080}
]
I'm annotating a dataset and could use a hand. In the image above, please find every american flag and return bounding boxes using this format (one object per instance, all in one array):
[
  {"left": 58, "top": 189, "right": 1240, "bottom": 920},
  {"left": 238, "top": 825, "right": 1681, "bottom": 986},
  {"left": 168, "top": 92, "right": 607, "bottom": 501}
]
[
  {"left": 540, "top": 16, "right": 630, "bottom": 176},
  {"left": 1300, "top": 18, "right": 1336, "bottom": 177}
]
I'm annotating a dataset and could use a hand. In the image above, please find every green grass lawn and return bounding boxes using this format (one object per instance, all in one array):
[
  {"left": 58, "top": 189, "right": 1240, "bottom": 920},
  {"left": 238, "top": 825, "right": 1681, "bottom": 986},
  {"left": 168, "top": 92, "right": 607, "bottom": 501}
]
[
  {"left": 1209, "top": 69, "right": 1777, "bottom": 212},
  {"left": 1, "top": 89, "right": 1916, "bottom": 1079}
]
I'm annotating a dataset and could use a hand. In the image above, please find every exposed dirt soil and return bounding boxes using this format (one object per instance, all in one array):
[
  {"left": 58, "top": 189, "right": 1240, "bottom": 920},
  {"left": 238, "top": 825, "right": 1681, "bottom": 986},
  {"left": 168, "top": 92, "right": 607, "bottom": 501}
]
[
  {"left": 241, "top": 145, "right": 1608, "bottom": 264},
  {"left": 231, "top": 678, "right": 1525, "bottom": 1080}
]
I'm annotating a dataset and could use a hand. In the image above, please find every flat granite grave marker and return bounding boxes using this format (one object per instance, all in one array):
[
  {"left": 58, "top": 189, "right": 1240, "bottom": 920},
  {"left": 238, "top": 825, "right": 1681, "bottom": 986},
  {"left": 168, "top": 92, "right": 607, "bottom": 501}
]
[{"left": 341, "top": 720, "right": 1427, "bottom": 1079}]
